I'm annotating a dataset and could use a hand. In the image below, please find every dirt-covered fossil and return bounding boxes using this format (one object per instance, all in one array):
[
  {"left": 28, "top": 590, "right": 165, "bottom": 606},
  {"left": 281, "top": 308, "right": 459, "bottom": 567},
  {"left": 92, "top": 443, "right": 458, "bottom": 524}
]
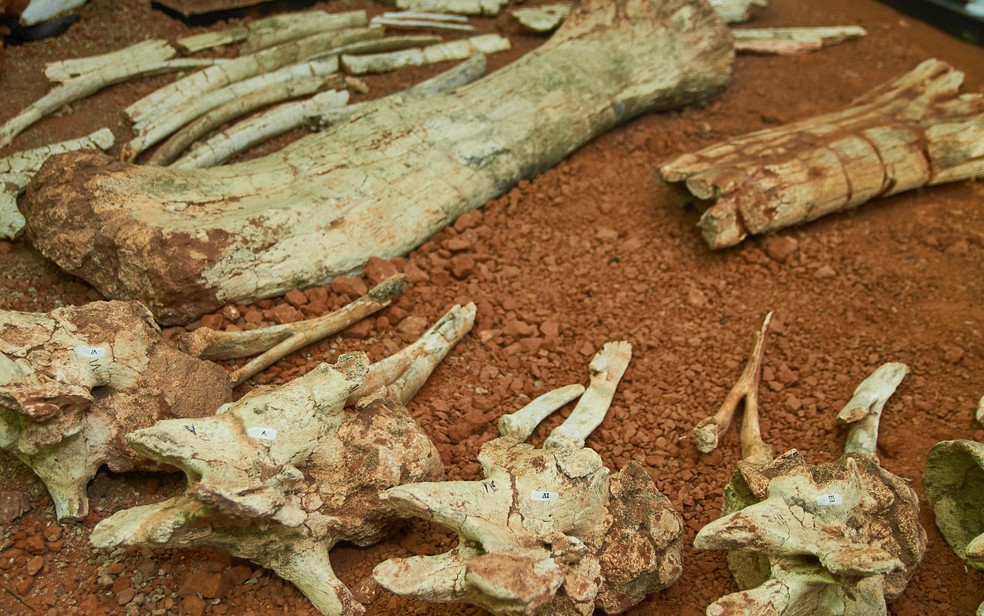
[
  {"left": 692, "top": 314, "right": 927, "bottom": 615},
  {"left": 21, "top": 0, "right": 734, "bottom": 324},
  {"left": 90, "top": 303, "right": 476, "bottom": 616},
  {"left": 923, "top": 439, "right": 984, "bottom": 615},
  {"left": 0, "top": 275, "right": 408, "bottom": 520},
  {"left": 374, "top": 341, "right": 685, "bottom": 615}
]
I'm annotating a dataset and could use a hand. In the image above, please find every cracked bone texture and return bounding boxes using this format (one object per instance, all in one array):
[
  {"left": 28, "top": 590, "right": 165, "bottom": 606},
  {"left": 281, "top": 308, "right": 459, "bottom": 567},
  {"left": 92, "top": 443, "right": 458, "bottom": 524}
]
[
  {"left": 837, "top": 362, "right": 908, "bottom": 458},
  {"left": 0, "top": 301, "right": 231, "bottom": 520},
  {"left": 91, "top": 352, "right": 444, "bottom": 616},
  {"left": 395, "top": 0, "right": 508, "bottom": 16},
  {"left": 924, "top": 440, "right": 984, "bottom": 571},
  {"left": 374, "top": 438, "right": 683, "bottom": 615},
  {"left": 21, "top": 0, "right": 734, "bottom": 324}
]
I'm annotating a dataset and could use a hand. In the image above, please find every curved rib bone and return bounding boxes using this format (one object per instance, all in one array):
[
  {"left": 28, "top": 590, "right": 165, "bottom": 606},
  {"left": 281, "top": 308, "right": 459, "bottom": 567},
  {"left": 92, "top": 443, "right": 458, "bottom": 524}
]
[
  {"left": 497, "top": 383, "right": 585, "bottom": 441},
  {"left": 22, "top": 0, "right": 734, "bottom": 325},
  {"left": 837, "top": 362, "right": 908, "bottom": 458}
]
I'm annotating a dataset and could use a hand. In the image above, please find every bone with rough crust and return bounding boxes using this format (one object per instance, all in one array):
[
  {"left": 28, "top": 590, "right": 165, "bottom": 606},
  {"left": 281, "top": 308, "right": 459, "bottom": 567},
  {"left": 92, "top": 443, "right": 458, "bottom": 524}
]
[
  {"left": 837, "top": 362, "right": 908, "bottom": 458},
  {"left": 0, "top": 40, "right": 223, "bottom": 150},
  {"left": 0, "top": 301, "right": 231, "bottom": 520},
  {"left": 733, "top": 25, "right": 866, "bottom": 54},
  {"left": 923, "top": 440, "right": 984, "bottom": 571},
  {"left": 497, "top": 383, "right": 585, "bottom": 441},
  {"left": 692, "top": 320, "right": 926, "bottom": 615},
  {"left": 91, "top": 353, "right": 445, "bottom": 616},
  {"left": 21, "top": 0, "right": 734, "bottom": 325},
  {"left": 1, "top": 128, "right": 114, "bottom": 239},
  {"left": 395, "top": 0, "right": 507, "bottom": 16},
  {"left": 693, "top": 312, "right": 773, "bottom": 464},
  {"left": 658, "top": 59, "right": 984, "bottom": 249},
  {"left": 340, "top": 34, "right": 509, "bottom": 75},
  {"left": 374, "top": 343, "right": 683, "bottom": 615},
  {"left": 177, "top": 274, "right": 409, "bottom": 386},
  {"left": 176, "top": 10, "right": 369, "bottom": 55},
  {"left": 512, "top": 4, "right": 571, "bottom": 34},
  {"left": 543, "top": 341, "right": 631, "bottom": 450}
]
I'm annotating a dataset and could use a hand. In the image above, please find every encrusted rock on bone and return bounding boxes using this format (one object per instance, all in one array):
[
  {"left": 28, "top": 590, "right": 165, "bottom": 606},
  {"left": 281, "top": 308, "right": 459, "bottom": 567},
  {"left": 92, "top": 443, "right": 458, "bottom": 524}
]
[
  {"left": 0, "top": 276, "right": 406, "bottom": 520},
  {"left": 91, "top": 303, "right": 476, "bottom": 616},
  {"left": 692, "top": 315, "right": 926, "bottom": 615},
  {"left": 924, "top": 440, "right": 984, "bottom": 574},
  {"left": 375, "top": 342, "right": 685, "bottom": 615},
  {"left": 0, "top": 301, "right": 231, "bottom": 520}
]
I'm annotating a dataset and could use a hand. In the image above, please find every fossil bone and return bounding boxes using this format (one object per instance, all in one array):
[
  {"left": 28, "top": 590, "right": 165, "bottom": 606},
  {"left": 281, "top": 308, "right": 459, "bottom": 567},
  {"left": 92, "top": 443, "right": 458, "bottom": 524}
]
[
  {"left": 394, "top": 0, "right": 508, "bottom": 16},
  {"left": 836, "top": 362, "right": 908, "bottom": 458},
  {"left": 375, "top": 342, "right": 686, "bottom": 615},
  {"left": 512, "top": 4, "right": 571, "bottom": 34},
  {"left": 692, "top": 318, "right": 926, "bottom": 615},
  {"left": 977, "top": 395, "right": 984, "bottom": 426},
  {"left": 340, "top": 34, "right": 509, "bottom": 75},
  {"left": 1, "top": 127, "right": 114, "bottom": 239},
  {"left": 497, "top": 383, "right": 585, "bottom": 441},
  {"left": 90, "top": 350, "right": 449, "bottom": 616},
  {"left": 19, "top": 0, "right": 86, "bottom": 25},
  {"left": 733, "top": 25, "right": 866, "bottom": 54},
  {"left": 176, "top": 10, "right": 369, "bottom": 55},
  {"left": 709, "top": 0, "right": 768, "bottom": 24},
  {"left": 924, "top": 439, "right": 984, "bottom": 571},
  {"left": 658, "top": 58, "right": 984, "bottom": 249},
  {"left": 0, "top": 301, "right": 232, "bottom": 520},
  {"left": 22, "top": 0, "right": 734, "bottom": 325},
  {"left": 371, "top": 11, "right": 474, "bottom": 32}
]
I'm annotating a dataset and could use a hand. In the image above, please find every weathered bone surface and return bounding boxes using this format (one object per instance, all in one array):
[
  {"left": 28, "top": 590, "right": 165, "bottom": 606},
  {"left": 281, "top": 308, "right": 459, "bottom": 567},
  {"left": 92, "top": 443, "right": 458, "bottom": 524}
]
[
  {"left": 23, "top": 0, "right": 734, "bottom": 325},
  {"left": 659, "top": 59, "right": 984, "bottom": 248},
  {"left": 0, "top": 301, "right": 231, "bottom": 520},
  {"left": 340, "top": 34, "right": 508, "bottom": 75},
  {"left": 709, "top": 0, "right": 767, "bottom": 23},
  {"left": 19, "top": 0, "right": 85, "bottom": 26},
  {"left": 836, "top": 362, "right": 908, "bottom": 458},
  {"left": 371, "top": 14, "right": 475, "bottom": 32},
  {"left": 923, "top": 440, "right": 984, "bottom": 571},
  {"left": 497, "top": 383, "right": 584, "bottom": 441},
  {"left": 1, "top": 127, "right": 114, "bottom": 239},
  {"left": 692, "top": 318, "right": 926, "bottom": 615},
  {"left": 512, "top": 4, "right": 571, "bottom": 34},
  {"left": 395, "top": 0, "right": 507, "bottom": 16},
  {"left": 977, "top": 395, "right": 984, "bottom": 426},
  {"left": 733, "top": 25, "right": 866, "bottom": 54},
  {"left": 375, "top": 342, "right": 685, "bottom": 615},
  {"left": 90, "top": 347, "right": 455, "bottom": 616}
]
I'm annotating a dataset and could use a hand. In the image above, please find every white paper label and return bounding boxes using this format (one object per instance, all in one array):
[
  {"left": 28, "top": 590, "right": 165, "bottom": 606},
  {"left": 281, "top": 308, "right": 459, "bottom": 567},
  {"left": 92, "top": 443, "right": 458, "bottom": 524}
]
[
  {"left": 247, "top": 427, "right": 277, "bottom": 441},
  {"left": 816, "top": 493, "right": 843, "bottom": 506},
  {"left": 530, "top": 490, "right": 558, "bottom": 502},
  {"left": 75, "top": 346, "right": 107, "bottom": 358}
]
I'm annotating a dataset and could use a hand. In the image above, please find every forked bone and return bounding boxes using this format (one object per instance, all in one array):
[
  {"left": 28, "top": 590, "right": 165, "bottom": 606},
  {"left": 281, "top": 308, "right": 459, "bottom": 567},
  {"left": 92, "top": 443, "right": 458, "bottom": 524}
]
[
  {"left": 375, "top": 342, "right": 686, "bottom": 615},
  {"left": 91, "top": 352, "right": 446, "bottom": 616},
  {"left": 837, "top": 362, "right": 908, "bottom": 458},
  {"left": 692, "top": 320, "right": 926, "bottom": 615}
]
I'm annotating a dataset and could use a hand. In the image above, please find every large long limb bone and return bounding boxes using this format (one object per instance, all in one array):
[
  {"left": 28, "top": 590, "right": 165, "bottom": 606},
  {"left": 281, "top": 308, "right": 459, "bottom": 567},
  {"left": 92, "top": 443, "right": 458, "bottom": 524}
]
[
  {"left": 375, "top": 342, "right": 685, "bottom": 615},
  {"left": 693, "top": 312, "right": 773, "bottom": 464},
  {"left": 22, "top": 0, "right": 734, "bottom": 325},
  {"left": 658, "top": 59, "right": 984, "bottom": 249},
  {"left": 837, "top": 362, "right": 908, "bottom": 458},
  {"left": 1, "top": 127, "right": 114, "bottom": 238},
  {"left": 0, "top": 301, "right": 232, "bottom": 520},
  {"left": 90, "top": 353, "right": 446, "bottom": 616}
]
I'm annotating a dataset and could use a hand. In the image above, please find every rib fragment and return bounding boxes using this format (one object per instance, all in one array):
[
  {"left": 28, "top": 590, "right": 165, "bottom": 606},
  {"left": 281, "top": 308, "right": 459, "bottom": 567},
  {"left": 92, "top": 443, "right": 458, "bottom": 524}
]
[
  {"left": 394, "top": 0, "right": 508, "bottom": 16},
  {"left": 709, "top": 0, "right": 768, "bottom": 24},
  {"left": 22, "top": 0, "right": 734, "bottom": 324},
  {"left": 733, "top": 25, "right": 866, "bottom": 54},
  {"left": 836, "top": 362, "right": 908, "bottom": 458},
  {"left": 175, "top": 10, "right": 370, "bottom": 55},
  {"left": 340, "top": 34, "right": 509, "bottom": 75},
  {"left": 1, "top": 128, "right": 114, "bottom": 239},
  {"left": 512, "top": 4, "right": 571, "bottom": 34},
  {"left": 658, "top": 59, "right": 984, "bottom": 249},
  {"left": 375, "top": 342, "right": 684, "bottom": 615},
  {"left": 691, "top": 319, "right": 926, "bottom": 615}
]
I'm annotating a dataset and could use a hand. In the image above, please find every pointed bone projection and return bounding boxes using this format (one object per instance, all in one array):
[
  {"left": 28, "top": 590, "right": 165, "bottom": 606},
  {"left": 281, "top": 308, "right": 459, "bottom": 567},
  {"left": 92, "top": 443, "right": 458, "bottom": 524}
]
[
  {"left": 375, "top": 342, "right": 686, "bottom": 615},
  {"left": 90, "top": 353, "right": 447, "bottom": 616},
  {"left": 692, "top": 316, "right": 926, "bottom": 615},
  {"left": 0, "top": 301, "right": 232, "bottom": 521},
  {"left": 0, "top": 276, "right": 406, "bottom": 520},
  {"left": 658, "top": 59, "right": 984, "bottom": 249},
  {"left": 21, "top": 0, "right": 734, "bottom": 325}
]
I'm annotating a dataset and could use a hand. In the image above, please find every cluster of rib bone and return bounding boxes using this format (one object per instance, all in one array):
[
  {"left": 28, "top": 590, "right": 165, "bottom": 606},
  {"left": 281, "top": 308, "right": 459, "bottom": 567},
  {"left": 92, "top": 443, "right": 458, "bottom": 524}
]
[
  {"left": 374, "top": 341, "right": 686, "bottom": 615},
  {"left": 692, "top": 314, "right": 927, "bottom": 615}
]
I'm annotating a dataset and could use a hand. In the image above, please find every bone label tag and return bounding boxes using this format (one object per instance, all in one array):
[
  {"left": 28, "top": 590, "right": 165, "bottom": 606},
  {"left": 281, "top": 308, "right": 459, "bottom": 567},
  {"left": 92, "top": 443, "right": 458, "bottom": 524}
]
[
  {"left": 75, "top": 346, "right": 107, "bottom": 358},
  {"left": 247, "top": 427, "right": 277, "bottom": 441},
  {"left": 816, "top": 493, "right": 843, "bottom": 506},
  {"left": 531, "top": 490, "right": 559, "bottom": 502}
]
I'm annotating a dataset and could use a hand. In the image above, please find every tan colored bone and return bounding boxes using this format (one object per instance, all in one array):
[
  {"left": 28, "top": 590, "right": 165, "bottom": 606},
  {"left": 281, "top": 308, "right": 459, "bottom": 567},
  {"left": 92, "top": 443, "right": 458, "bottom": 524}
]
[
  {"left": 395, "top": 0, "right": 508, "bottom": 16},
  {"left": 176, "top": 10, "right": 370, "bottom": 55},
  {"left": 22, "top": 0, "right": 734, "bottom": 325},
  {"left": 90, "top": 353, "right": 446, "bottom": 616},
  {"left": 374, "top": 342, "right": 685, "bottom": 615},
  {"left": 709, "top": 0, "right": 768, "bottom": 23},
  {"left": 512, "top": 4, "right": 572, "bottom": 34},
  {"left": 837, "top": 362, "right": 908, "bottom": 458},
  {"left": 733, "top": 26, "right": 866, "bottom": 54},
  {"left": 692, "top": 319, "right": 927, "bottom": 615},
  {"left": 497, "top": 383, "right": 585, "bottom": 441},
  {"left": 340, "top": 34, "right": 508, "bottom": 75},
  {"left": 924, "top": 440, "right": 984, "bottom": 570}
]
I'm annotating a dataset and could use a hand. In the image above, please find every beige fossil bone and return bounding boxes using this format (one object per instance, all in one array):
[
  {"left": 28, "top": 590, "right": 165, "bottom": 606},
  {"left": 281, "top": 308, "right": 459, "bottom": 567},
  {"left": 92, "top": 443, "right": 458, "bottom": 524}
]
[
  {"left": 371, "top": 11, "right": 474, "bottom": 32},
  {"left": 692, "top": 317, "right": 927, "bottom": 615},
  {"left": 19, "top": 0, "right": 86, "bottom": 26},
  {"left": 90, "top": 350, "right": 448, "bottom": 616},
  {"left": 836, "top": 362, "right": 908, "bottom": 458},
  {"left": 176, "top": 10, "right": 369, "bottom": 55},
  {"left": 0, "top": 301, "right": 232, "bottom": 520},
  {"left": 977, "top": 395, "right": 984, "bottom": 426},
  {"left": 395, "top": 0, "right": 508, "bottom": 16},
  {"left": 340, "top": 34, "right": 509, "bottom": 75},
  {"left": 512, "top": 4, "right": 571, "bottom": 34},
  {"left": 496, "top": 383, "right": 585, "bottom": 441},
  {"left": 44, "top": 39, "right": 174, "bottom": 82},
  {"left": 658, "top": 58, "right": 984, "bottom": 249},
  {"left": 924, "top": 440, "right": 984, "bottom": 568},
  {"left": 23, "top": 0, "right": 734, "bottom": 325},
  {"left": 375, "top": 342, "right": 686, "bottom": 615},
  {"left": 709, "top": 0, "right": 768, "bottom": 24},
  {"left": 733, "top": 25, "right": 866, "bottom": 54},
  {"left": 1, "top": 127, "right": 114, "bottom": 239},
  {"left": 0, "top": 276, "right": 407, "bottom": 519}
]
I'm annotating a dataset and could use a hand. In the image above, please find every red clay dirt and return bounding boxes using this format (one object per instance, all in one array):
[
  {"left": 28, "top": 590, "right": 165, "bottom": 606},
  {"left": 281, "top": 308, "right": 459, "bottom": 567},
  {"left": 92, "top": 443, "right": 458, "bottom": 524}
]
[{"left": 1, "top": 0, "right": 982, "bottom": 615}]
